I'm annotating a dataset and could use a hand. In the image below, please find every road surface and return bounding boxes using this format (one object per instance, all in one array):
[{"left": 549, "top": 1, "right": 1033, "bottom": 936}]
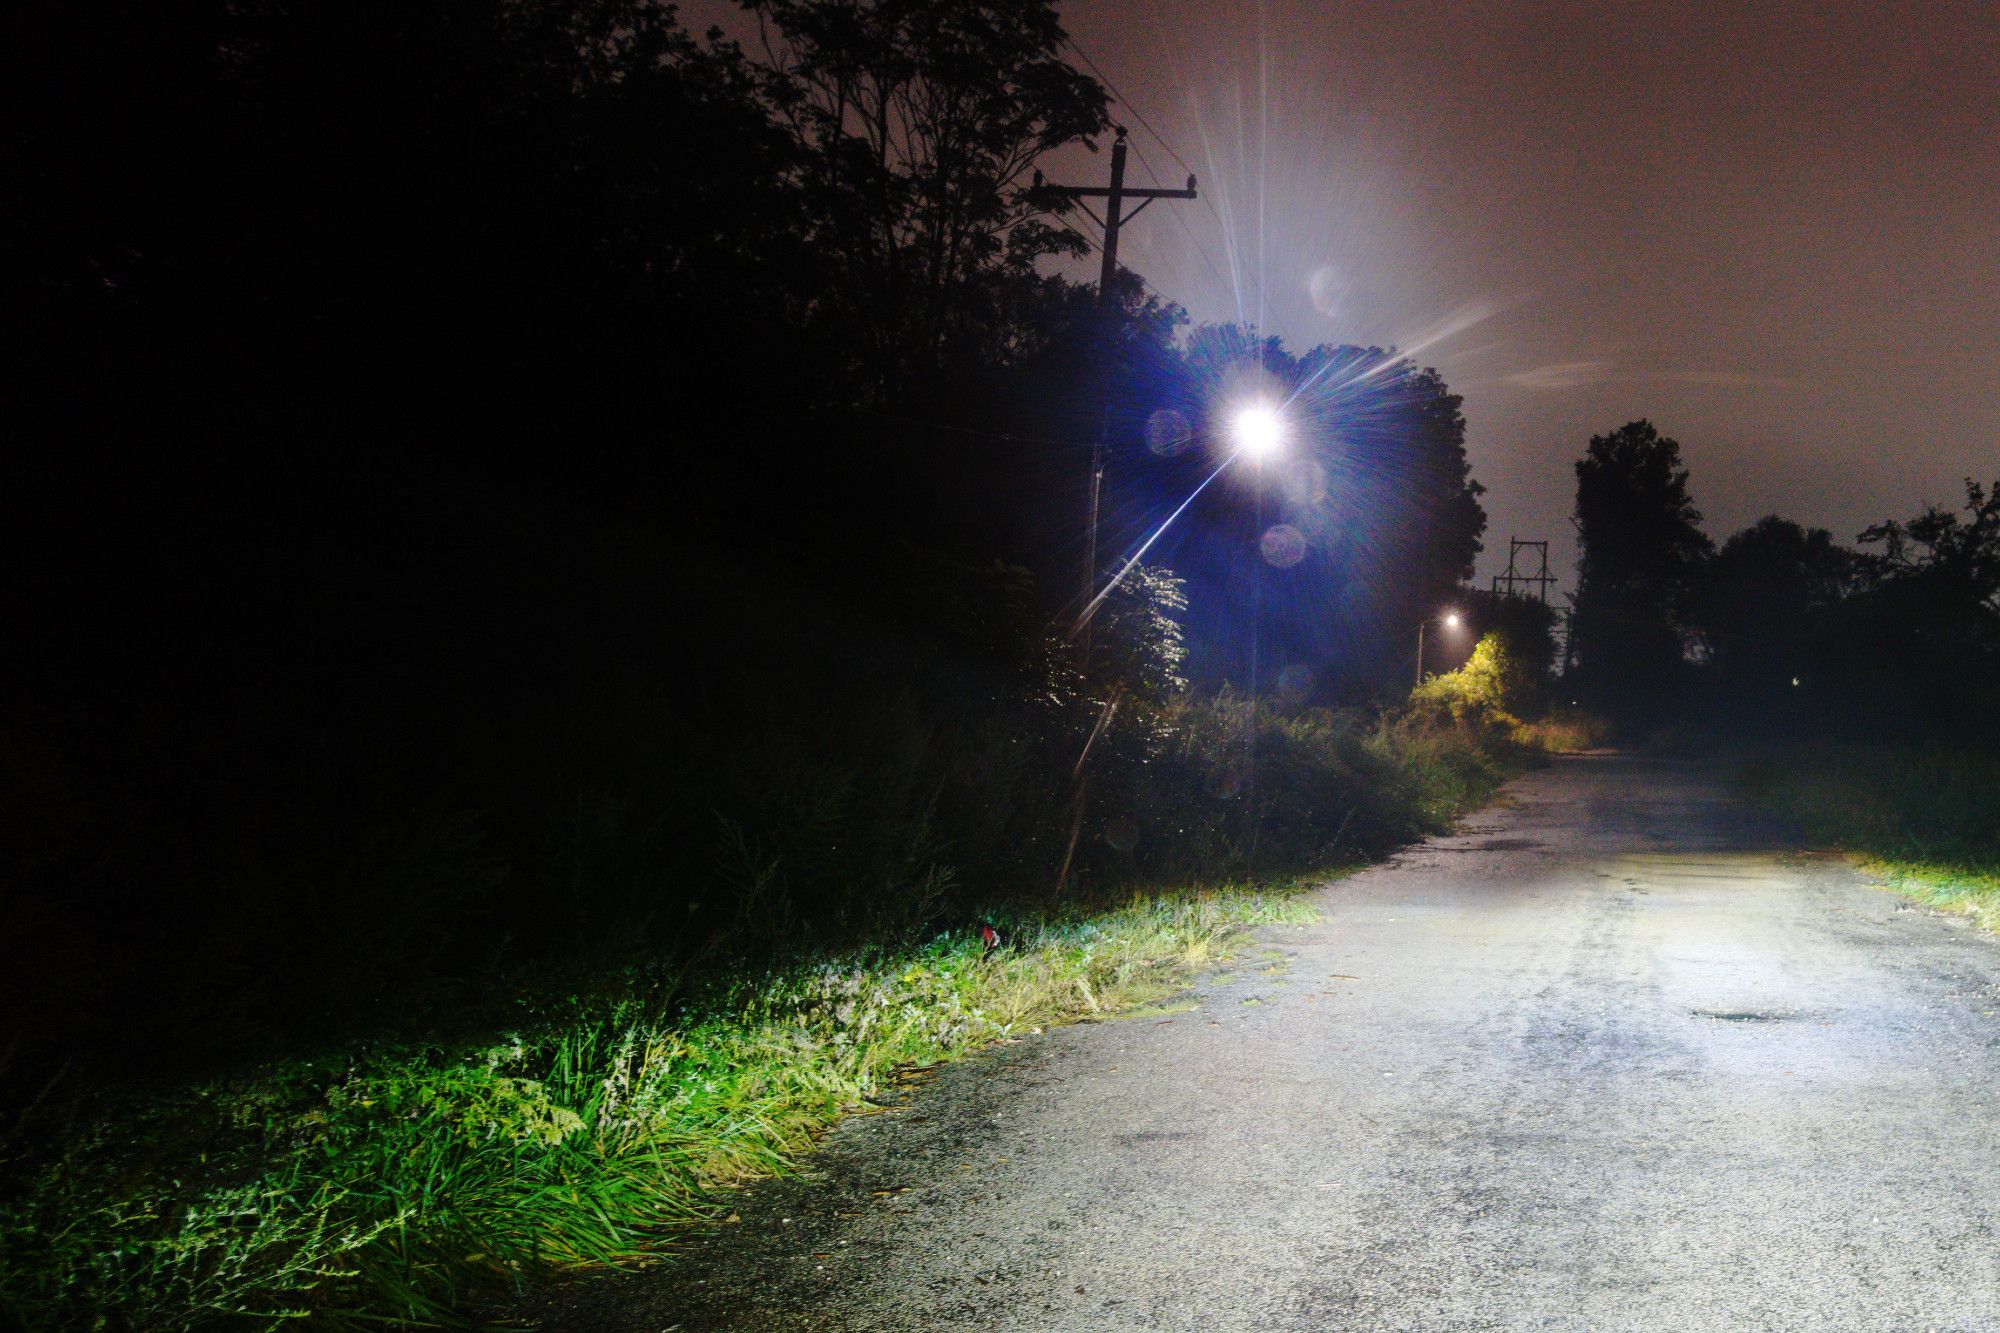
[{"left": 534, "top": 753, "right": 2000, "bottom": 1331}]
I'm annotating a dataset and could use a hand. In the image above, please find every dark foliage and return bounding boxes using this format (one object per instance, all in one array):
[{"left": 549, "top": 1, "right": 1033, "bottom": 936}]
[
  {"left": 1833, "top": 479, "right": 2000, "bottom": 740},
  {"left": 1694, "top": 516, "right": 1856, "bottom": 730},
  {"left": 1559, "top": 410, "right": 1998, "bottom": 747},
  {"left": 0, "top": 0, "right": 1491, "bottom": 1113},
  {"left": 1689, "top": 484, "right": 2000, "bottom": 745},
  {"left": 1567, "top": 419, "right": 1713, "bottom": 723}
]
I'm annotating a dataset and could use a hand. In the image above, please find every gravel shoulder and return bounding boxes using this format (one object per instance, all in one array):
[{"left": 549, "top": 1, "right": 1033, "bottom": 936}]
[{"left": 529, "top": 753, "right": 2000, "bottom": 1331}]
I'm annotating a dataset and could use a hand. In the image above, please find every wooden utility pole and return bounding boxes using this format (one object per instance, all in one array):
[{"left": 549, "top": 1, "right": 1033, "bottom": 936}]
[
  {"left": 1035, "top": 127, "right": 1198, "bottom": 619},
  {"left": 1034, "top": 127, "right": 1197, "bottom": 894}
]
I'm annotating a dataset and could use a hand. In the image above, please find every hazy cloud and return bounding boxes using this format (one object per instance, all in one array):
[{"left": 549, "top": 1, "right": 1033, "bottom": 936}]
[
  {"left": 1506, "top": 360, "right": 1614, "bottom": 390},
  {"left": 1505, "top": 362, "right": 1797, "bottom": 391}
]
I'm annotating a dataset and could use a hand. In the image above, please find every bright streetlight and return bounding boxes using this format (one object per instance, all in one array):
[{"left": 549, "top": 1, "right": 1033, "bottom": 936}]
[
  {"left": 1416, "top": 608, "right": 1464, "bottom": 688},
  {"left": 1073, "top": 397, "right": 1292, "bottom": 644},
  {"left": 1231, "top": 404, "right": 1286, "bottom": 461}
]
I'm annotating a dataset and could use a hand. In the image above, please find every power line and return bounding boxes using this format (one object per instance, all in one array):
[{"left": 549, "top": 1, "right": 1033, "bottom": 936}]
[
  {"left": 1107, "top": 122, "right": 1243, "bottom": 306},
  {"left": 1063, "top": 37, "right": 1197, "bottom": 183},
  {"left": 1064, "top": 34, "right": 1275, "bottom": 325}
]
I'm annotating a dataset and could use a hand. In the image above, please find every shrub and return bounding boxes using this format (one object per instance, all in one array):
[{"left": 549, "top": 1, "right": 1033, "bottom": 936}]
[
  {"left": 1410, "top": 632, "right": 1522, "bottom": 732},
  {"left": 1511, "top": 707, "right": 1614, "bottom": 754}
]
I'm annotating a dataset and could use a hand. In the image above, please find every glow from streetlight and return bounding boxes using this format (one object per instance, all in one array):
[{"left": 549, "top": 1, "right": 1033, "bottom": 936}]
[
  {"left": 1443, "top": 611, "right": 1462, "bottom": 629},
  {"left": 1071, "top": 399, "right": 1289, "bottom": 640},
  {"left": 1232, "top": 405, "right": 1285, "bottom": 461}
]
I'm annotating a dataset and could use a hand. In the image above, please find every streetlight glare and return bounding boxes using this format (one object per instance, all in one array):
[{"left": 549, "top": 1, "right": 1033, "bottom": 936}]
[
  {"left": 1232, "top": 406, "right": 1285, "bottom": 460},
  {"left": 1443, "top": 611, "right": 1462, "bottom": 629}
]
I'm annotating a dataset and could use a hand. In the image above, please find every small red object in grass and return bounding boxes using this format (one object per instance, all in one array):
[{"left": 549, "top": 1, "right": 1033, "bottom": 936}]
[{"left": 979, "top": 924, "right": 1002, "bottom": 951}]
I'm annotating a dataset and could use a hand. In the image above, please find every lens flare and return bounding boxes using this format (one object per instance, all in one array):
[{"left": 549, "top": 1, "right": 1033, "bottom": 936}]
[
  {"left": 1145, "top": 408, "right": 1194, "bottom": 456},
  {"left": 1260, "top": 523, "right": 1306, "bottom": 567}
]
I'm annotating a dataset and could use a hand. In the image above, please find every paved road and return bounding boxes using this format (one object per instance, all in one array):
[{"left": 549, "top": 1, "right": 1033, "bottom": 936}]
[{"left": 537, "top": 754, "right": 2000, "bottom": 1331}]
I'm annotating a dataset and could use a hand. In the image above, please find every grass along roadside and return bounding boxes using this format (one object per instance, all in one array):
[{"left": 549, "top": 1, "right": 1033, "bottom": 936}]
[
  {"left": 1737, "top": 741, "right": 2000, "bottom": 932},
  {"left": 1, "top": 677, "right": 1527, "bottom": 1330},
  {"left": 0, "top": 887, "right": 1320, "bottom": 1329}
]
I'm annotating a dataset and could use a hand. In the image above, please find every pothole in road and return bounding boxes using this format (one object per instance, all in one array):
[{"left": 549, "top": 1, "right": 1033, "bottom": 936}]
[
  {"left": 1436, "top": 838, "right": 1542, "bottom": 852},
  {"left": 1691, "top": 1008, "right": 1793, "bottom": 1023}
]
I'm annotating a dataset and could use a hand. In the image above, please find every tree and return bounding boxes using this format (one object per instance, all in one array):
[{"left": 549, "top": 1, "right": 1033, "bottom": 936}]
[
  {"left": 1858, "top": 477, "right": 2000, "bottom": 615},
  {"left": 1409, "top": 632, "right": 1523, "bottom": 733},
  {"left": 5, "top": 0, "right": 816, "bottom": 443},
  {"left": 1699, "top": 516, "right": 1853, "bottom": 713},
  {"left": 1569, "top": 419, "right": 1713, "bottom": 723},
  {"left": 742, "top": 0, "right": 1110, "bottom": 395},
  {"left": 1461, "top": 589, "right": 1558, "bottom": 713},
  {"left": 1837, "top": 478, "right": 2000, "bottom": 741}
]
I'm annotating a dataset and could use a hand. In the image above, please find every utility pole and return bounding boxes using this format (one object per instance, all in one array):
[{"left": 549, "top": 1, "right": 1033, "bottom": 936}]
[
  {"left": 1034, "top": 127, "right": 1197, "bottom": 895},
  {"left": 1035, "top": 127, "right": 1198, "bottom": 622}
]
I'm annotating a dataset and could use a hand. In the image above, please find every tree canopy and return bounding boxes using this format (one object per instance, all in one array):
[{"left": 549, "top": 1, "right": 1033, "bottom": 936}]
[{"left": 1568, "top": 419, "right": 1712, "bottom": 720}]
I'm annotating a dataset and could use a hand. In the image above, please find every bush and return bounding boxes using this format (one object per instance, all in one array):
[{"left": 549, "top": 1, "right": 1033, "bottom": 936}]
[
  {"left": 0, "top": 546, "right": 1532, "bottom": 1328},
  {"left": 1511, "top": 707, "right": 1614, "bottom": 754},
  {"left": 1409, "top": 632, "right": 1523, "bottom": 732}
]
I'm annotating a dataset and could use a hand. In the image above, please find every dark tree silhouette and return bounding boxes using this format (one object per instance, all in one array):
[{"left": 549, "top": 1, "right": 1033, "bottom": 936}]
[
  {"left": 743, "top": 0, "right": 1110, "bottom": 395},
  {"left": 1859, "top": 478, "right": 2000, "bottom": 615},
  {"left": 0, "top": 0, "right": 1510, "bottom": 1107},
  {"left": 1699, "top": 516, "right": 1853, "bottom": 713},
  {"left": 1834, "top": 478, "right": 2000, "bottom": 739},
  {"left": 1569, "top": 419, "right": 1713, "bottom": 723}
]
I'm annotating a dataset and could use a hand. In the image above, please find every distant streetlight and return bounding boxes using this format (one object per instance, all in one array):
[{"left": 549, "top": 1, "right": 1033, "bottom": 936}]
[
  {"left": 1416, "top": 609, "right": 1464, "bottom": 688},
  {"left": 1231, "top": 404, "right": 1286, "bottom": 461}
]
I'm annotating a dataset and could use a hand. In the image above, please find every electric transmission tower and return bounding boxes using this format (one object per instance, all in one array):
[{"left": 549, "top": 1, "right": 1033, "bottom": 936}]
[{"left": 1491, "top": 538, "right": 1557, "bottom": 603}]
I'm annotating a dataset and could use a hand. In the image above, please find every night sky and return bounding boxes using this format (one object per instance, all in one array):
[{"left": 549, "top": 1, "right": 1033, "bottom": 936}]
[{"left": 1036, "top": 1, "right": 1999, "bottom": 586}]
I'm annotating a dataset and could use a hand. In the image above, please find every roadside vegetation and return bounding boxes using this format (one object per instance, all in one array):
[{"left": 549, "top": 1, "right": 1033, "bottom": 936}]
[
  {"left": 0, "top": 888, "right": 1316, "bottom": 1328},
  {"left": 0, "top": 685, "right": 1518, "bottom": 1328},
  {"left": 0, "top": 563, "right": 1542, "bottom": 1328},
  {"left": 1510, "top": 709, "right": 1614, "bottom": 754},
  {"left": 1738, "top": 743, "right": 2000, "bottom": 932}
]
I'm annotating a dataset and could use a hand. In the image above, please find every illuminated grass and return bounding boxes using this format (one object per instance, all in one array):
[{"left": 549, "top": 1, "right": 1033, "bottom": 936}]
[
  {"left": 1738, "top": 742, "right": 2000, "bottom": 931},
  {"left": 0, "top": 699, "right": 1520, "bottom": 1330},
  {"left": 1510, "top": 708, "right": 1614, "bottom": 754},
  {"left": 0, "top": 889, "right": 1315, "bottom": 1329},
  {"left": 1860, "top": 857, "right": 2000, "bottom": 932}
]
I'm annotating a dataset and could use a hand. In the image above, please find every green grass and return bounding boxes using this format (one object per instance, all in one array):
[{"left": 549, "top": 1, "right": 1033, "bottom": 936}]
[
  {"left": 0, "top": 888, "right": 1317, "bottom": 1329},
  {"left": 1737, "top": 741, "right": 2000, "bottom": 931},
  {"left": 0, "top": 691, "right": 1526, "bottom": 1331}
]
